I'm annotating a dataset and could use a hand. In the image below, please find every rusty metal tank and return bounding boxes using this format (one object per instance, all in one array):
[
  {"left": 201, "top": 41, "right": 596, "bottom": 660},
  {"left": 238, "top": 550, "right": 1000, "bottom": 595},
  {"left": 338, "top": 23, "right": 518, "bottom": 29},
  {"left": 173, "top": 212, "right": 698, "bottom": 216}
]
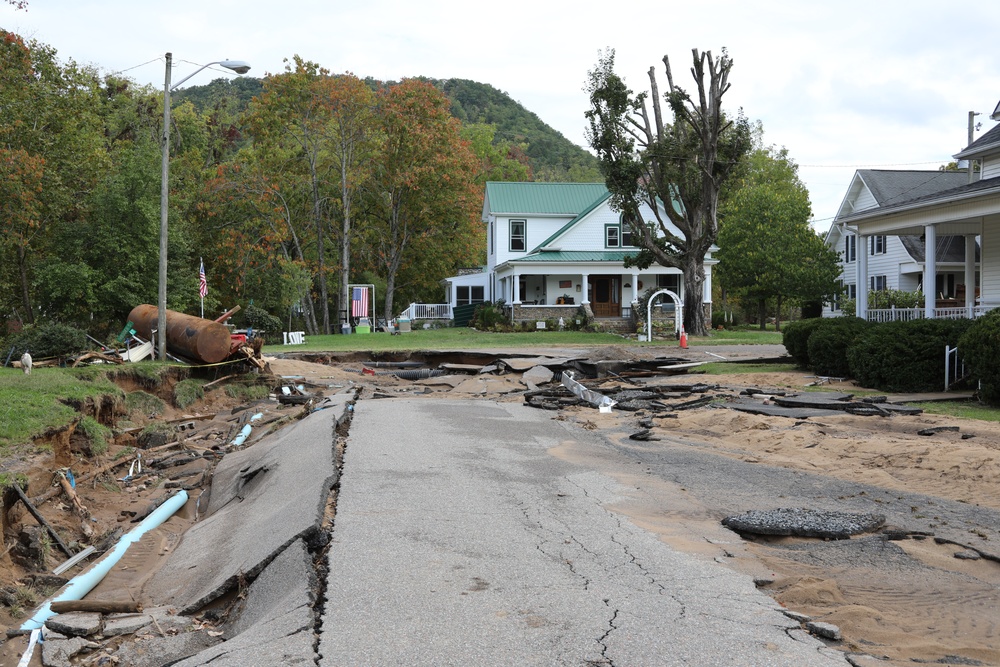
[{"left": 127, "top": 304, "right": 233, "bottom": 364}]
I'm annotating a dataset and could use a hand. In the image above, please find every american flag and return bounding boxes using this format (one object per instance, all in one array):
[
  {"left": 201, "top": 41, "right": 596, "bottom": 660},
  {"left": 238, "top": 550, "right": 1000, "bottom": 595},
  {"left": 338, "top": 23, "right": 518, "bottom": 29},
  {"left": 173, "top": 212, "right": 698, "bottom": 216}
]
[
  {"left": 198, "top": 259, "right": 208, "bottom": 299},
  {"left": 351, "top": 286, "right": 368, "bottom": 317}
]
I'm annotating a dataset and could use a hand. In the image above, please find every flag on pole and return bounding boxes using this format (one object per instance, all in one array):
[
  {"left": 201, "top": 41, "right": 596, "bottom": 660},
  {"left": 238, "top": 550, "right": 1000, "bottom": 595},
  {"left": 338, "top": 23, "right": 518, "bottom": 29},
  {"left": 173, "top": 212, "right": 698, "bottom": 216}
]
[
  {"left": 198, "top": 259, "right": 208, "bottom": 298},
  {"left": 351, "top": 286, "right": 368, "bottom": 318}
]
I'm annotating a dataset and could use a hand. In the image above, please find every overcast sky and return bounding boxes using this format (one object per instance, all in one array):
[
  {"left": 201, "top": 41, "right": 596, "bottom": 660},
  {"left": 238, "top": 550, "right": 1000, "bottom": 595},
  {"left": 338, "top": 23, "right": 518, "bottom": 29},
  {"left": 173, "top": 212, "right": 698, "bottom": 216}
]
[{"left": 4, "top": 0, "right": 1000, "bottom": 229}]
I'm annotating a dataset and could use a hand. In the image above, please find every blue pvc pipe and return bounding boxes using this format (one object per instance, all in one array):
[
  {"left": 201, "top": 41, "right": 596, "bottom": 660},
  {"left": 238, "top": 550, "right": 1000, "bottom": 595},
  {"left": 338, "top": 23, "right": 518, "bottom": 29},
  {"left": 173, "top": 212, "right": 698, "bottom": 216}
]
[
  {"left": 231, "top": 424, "right": 252, "bottom": 447},
  {"left": 20, "top": 490, "right": 189, "bottom": 631}
]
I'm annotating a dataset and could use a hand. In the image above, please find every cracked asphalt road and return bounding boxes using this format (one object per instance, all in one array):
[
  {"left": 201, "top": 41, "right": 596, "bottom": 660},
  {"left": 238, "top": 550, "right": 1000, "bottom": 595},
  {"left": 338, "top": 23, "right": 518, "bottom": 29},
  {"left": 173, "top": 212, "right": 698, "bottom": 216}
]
[{"left": 319, "top": 399, "right": 847, "bottom": 666}]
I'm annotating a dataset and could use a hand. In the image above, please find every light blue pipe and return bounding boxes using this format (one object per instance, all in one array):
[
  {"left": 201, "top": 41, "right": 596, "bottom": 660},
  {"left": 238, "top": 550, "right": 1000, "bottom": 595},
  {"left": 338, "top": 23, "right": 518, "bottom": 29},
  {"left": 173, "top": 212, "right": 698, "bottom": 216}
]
[
  {"left": 231, "top": 424, "right": 252, "bottom": 447},
  {"left": 20, "top": 490, "right": 189, "bottom": 632}
]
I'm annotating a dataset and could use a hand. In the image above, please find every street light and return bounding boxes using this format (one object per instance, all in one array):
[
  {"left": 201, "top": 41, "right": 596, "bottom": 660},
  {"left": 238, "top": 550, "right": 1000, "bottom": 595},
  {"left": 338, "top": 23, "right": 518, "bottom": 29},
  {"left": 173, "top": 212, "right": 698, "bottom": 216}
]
[{"left": 158, "top": 53, "right": 251, "bottom": 360}]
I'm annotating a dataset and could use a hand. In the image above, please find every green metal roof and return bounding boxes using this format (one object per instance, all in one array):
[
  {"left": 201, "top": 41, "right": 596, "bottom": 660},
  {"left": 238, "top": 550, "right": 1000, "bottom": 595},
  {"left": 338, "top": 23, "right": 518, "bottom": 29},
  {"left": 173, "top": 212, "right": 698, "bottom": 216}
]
[
  {"left": 485, "top": 182, "right": 609, "bottom": 215},
  {"left": 511, "top": 251, "right": 639, "bottom": 263}
]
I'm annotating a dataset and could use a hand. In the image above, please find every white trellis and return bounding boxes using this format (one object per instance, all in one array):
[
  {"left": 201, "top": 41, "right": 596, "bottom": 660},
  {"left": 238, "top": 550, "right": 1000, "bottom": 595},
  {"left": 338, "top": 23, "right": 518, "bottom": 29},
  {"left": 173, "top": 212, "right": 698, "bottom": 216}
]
[{"left": 642, "top": 289, "right": 683, "bottom": 341}]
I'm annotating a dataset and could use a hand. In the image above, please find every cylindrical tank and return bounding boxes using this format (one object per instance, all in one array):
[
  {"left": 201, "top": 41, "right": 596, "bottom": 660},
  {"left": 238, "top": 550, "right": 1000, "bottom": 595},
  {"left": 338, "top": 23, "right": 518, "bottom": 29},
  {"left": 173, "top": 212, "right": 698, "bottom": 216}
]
[{"left": 127, "top": 304, "right": 233, "bottom": 364}]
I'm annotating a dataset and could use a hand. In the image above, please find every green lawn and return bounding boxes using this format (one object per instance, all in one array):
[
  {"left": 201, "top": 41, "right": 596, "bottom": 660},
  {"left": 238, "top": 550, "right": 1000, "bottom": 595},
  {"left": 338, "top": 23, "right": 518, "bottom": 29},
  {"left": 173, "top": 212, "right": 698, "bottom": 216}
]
[
  {"left": 0, "top": 367, "right": 123, "bottom": 454},
  {"left": 263, "top": 326, "right": 784, "bottom": 354}
]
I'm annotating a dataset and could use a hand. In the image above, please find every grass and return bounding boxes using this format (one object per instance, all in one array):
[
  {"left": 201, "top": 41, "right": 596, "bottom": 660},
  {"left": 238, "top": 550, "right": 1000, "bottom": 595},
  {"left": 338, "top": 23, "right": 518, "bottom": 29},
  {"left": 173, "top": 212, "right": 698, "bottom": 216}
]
[
  {"left": 908, "top": 400, "right": 1000, "bottom": 422},
  {"left": 224, "top": 383, "right": 271, "bottom": 401},
  {"left": 0, "top": 367, "right": 122, "bottom": 453},
  {"left": 124, "top": 390, "right": 166, "bottom": 418},
  {"left": 78, "top": 415, "right": 113, "bottom": 455},
  {"left": 174, "top": 379, "right": 205, "bottom": 409},
  {"left": 263, "top": 326, "right": 785, "bottom": 354}
]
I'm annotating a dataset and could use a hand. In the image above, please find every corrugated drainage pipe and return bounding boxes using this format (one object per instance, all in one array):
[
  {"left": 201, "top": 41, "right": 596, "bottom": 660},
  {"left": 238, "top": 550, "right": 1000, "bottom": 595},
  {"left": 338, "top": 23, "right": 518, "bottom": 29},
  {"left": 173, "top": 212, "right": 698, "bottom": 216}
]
[{"left": 20, "top": 490, "right": 189, "bottom": 632}]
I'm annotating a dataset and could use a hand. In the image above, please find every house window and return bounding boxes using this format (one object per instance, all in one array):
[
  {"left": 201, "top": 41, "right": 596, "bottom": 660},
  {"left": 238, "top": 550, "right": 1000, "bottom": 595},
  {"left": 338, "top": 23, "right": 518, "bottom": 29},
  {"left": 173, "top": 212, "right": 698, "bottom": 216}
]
[
  {"left": 605, "top": 224, "right": 621, "bottom": 248},
  {"left": 656, "top": 274, "right": 680, "bottom": 293},
  {"left": 870, "top": 275, "right": 887, "bottom": 291},
  {"left": 608, "top": 217, "right": 638, "bottom": 249},
  {"left": 870, "top": 235, "right": 886, "bottom": 255},
  {"left": 621, "top": 225, "right": 635, "bottom": 247},
  {"left": 845, "top": 235, "right": 856, "bottom": 263},
  {"left": 848, "top": 283, "right": 857, "bottom": 300},
  {"left": 456, "top": 286, "right": 485, "bottom": 306},
  {"left": 509, "top": 220, "right": 526, "bottom": 252}
]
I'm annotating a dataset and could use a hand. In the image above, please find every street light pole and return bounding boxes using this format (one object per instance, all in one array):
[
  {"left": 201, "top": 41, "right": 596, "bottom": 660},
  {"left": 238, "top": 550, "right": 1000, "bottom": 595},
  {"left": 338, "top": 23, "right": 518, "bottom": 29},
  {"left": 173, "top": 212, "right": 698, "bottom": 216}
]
[
  {"left": 158, "top": 54, "right": 251, "bottom": 361},
  {"left": 158, "top": 52, "right": 173, "bottom": 361}
]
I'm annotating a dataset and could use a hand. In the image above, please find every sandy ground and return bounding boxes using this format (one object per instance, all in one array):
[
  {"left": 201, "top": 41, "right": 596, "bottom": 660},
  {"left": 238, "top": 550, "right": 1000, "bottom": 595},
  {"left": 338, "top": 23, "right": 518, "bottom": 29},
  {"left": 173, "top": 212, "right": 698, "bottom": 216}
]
[{"left": 2, "top": 352, "right": 999, "bottom": 666}]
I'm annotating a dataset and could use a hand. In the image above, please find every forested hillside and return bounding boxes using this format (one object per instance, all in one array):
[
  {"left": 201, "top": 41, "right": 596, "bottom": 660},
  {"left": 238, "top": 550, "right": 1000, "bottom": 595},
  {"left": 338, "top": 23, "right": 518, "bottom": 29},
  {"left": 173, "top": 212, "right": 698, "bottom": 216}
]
[
  {"left": 176, "top": 77, "right": 600, "bottom": 183},
  {"left": 1, "top": 30, "right": 603, "bottom": 344}
]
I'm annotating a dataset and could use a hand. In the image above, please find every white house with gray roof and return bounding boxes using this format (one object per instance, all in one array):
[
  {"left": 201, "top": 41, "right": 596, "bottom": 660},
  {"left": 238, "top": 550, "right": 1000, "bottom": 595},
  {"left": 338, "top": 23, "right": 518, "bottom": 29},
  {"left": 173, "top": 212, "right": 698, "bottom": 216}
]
[
  {"left": 829, "top": 102, "right": 1000, "bottom": 321},
  {"left": 823, "top": 169, "right": 979, "bottom": 317},
  {"left": 441, "top": 181, "right": 714, "bottom": 325}
]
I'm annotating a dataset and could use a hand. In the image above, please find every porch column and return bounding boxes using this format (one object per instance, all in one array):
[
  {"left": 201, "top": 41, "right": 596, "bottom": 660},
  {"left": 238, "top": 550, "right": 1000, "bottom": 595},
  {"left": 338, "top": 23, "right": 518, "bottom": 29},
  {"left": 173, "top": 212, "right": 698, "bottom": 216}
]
[
  {"left": 965, "top": 234, "right": 977, "bottom": 316},
  {"left": 631, "top": 272, "right": 639, "bottom": 303},
  {"left": 580, "top": 273, "right": 590, "bottom": 305},
  {"left": 924, "top": 224, "right": 936, "bottom": 319},
  {"left": 856, "top": 234, "right": 868, "bottom": 320},
  {"left": 512, "top": 270, "right": 521, "bottom": 304}
]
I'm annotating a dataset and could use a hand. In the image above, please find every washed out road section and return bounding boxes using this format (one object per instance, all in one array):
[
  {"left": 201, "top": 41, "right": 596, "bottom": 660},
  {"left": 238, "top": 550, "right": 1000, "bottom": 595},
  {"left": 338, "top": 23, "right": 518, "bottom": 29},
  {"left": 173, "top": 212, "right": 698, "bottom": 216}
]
[{"left": 319, "top": 398, "right": 846, "bottom": 666}]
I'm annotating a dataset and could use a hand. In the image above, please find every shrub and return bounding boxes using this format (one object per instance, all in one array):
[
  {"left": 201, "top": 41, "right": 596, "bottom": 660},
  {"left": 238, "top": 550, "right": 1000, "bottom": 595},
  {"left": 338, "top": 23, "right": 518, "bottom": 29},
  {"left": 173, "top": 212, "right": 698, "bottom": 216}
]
[
  {"left": 3, "top": 322, "right": 88, "bottom": 359},
  {"left": 848, "top": 319, "right": 975, "bottom": 392},
  {"left": 959, "top": 309, "right": 1000, "bottom": 404},
  {"left": 470, "top": 300, "right": 509, "bottom": 330},
  {"left": 242, "top": 304, "right": 283, "bottom": 338},
  {"left": 782, "top": 318, "right": 825, "bottom": 368},
  {"left": 806, "top": 317, "right": 870, "bottom": 377}
]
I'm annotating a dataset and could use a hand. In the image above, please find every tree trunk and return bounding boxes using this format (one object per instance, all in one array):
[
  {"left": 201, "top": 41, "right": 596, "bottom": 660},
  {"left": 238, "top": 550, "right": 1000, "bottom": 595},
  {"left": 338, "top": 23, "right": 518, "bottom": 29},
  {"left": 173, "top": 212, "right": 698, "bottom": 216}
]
[
  {"left": 758, "top": 298, "right": 767, "bottom": 330},
  {"left": 775, "top": 295, "right": 783, "bottom": 332},
  {"left": 682, "top": 259, "right": 707, "bottom": 335}
]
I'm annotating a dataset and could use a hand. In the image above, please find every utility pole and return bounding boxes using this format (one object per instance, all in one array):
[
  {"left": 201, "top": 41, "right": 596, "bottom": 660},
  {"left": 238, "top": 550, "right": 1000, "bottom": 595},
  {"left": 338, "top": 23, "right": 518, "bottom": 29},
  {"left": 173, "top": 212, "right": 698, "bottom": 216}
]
[{"left": 968, "top": 111, "right": 981, "bottom": 185}]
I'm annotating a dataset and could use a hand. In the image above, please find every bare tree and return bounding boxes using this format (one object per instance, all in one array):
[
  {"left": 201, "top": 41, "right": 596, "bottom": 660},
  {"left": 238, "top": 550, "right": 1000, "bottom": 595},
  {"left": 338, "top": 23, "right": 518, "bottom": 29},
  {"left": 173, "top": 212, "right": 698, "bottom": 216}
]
[{"left": 586, "top": 48, "right": 752, "bottom": 335}]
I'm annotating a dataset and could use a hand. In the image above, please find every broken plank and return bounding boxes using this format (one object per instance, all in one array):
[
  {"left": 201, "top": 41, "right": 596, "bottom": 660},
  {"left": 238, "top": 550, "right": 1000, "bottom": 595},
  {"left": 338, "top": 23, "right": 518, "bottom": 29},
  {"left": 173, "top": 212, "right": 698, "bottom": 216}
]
[
  {"left": 11, "top": 483, "right": 74, "bottom": 557},
  {"left": 50, "top": 600, "right": 141, "bottom": 614}
]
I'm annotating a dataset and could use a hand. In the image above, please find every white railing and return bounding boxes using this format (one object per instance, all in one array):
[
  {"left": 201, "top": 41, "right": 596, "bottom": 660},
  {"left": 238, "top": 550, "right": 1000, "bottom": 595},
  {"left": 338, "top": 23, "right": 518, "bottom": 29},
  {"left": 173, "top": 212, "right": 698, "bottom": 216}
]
[
  {"left": 944, "top": 345, "right": 969, "bottom": 391},
  {"left": 866, "top": 305, "right": 991, "bottom": 322},
  {"left": 398, "top": 303, "right": 452, "bottom": 320}
]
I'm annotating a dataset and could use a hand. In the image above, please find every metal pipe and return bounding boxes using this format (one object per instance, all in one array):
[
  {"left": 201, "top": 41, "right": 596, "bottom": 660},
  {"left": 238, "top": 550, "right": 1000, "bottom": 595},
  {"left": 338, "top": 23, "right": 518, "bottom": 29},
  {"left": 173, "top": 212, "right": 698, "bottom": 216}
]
[{"left": 127, "top": 304, "right": 233, "bottom": 363}]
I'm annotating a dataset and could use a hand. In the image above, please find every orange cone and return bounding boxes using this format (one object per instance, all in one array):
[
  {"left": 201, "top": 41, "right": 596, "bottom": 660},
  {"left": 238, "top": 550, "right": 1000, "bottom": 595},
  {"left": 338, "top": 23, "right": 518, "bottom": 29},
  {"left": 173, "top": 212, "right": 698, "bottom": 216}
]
[{"left": 679, "top": 325, "right": 688, "bottom": 349}]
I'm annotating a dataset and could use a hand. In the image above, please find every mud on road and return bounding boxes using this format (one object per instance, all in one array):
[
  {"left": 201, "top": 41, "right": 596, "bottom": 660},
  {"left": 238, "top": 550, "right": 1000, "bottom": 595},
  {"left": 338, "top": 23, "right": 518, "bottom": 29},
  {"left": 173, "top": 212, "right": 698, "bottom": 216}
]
[{"left": 2, "top": 350, "right": 999, "bottom": 666}]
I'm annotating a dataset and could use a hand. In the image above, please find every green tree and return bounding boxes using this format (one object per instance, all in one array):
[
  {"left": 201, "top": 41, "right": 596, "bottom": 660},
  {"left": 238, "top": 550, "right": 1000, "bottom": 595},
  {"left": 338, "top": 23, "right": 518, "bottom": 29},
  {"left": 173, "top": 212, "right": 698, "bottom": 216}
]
[
  {"left": 360, "top": 79, "right": 481, "bottom": 321},
  {"left": 585, "top": 48, "right": 752, "bottom": 335},
  {"left": 0, "top": 31, "right": 108, "bottom": 327},
  {"left": 717, "top": 146, "right": 841, "bottom": 330}
]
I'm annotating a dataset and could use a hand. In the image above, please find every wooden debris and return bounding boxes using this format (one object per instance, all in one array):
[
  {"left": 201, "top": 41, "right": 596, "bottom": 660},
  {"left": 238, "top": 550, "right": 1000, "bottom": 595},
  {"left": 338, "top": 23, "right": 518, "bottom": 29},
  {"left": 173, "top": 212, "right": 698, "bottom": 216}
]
[
  {"left": 50, "top": 600, "right": 141, "bottom": 614},
  {"left": 10, "top": 483, "right": 74, "bottom": 557}
]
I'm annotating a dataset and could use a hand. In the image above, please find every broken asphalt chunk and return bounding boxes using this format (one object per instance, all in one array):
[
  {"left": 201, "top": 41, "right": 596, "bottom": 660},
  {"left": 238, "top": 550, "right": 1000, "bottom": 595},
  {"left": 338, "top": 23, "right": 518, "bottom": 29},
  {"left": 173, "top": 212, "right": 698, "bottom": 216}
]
[{"left": 722, "top": 508, "right": 886, "bottom": 539}]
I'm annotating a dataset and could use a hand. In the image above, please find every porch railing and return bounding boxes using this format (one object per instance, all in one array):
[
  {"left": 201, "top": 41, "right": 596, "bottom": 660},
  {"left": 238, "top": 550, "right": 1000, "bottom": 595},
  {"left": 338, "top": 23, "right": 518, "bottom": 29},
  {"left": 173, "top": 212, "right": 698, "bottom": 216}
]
[
  {"left": 866, "top": 305, "right": 992, "bottom": 322},
  {"left": 398, "top": 303, "right": 452, "bottom": 321}
]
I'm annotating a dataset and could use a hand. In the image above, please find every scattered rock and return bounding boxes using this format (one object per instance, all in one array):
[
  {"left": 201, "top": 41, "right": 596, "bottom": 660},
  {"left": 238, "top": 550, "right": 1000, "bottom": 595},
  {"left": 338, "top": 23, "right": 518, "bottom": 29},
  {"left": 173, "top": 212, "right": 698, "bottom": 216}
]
[
  {"left": 722, "top": 508, "right": 886, "bottom": 539},
  {"left": 806, "top": 621, "right": 842, "bottom": 640},
  {"left": 954, "top": 550, "right": 982, "bottom": 561}
]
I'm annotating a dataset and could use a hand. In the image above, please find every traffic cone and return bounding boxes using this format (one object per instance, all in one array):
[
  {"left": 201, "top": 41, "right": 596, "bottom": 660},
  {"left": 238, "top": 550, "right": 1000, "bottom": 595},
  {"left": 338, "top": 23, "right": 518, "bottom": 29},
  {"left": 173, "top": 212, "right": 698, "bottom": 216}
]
[{"left": 679, "top": 325, "right": 688, "bottom": 349}]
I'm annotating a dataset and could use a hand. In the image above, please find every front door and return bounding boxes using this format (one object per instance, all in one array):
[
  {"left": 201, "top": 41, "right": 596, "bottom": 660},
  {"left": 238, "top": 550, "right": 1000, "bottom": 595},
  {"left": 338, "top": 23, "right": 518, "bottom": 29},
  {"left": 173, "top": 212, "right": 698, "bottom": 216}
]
[{"left": 591, "top": 276, "right": 621, "bottom": 317}]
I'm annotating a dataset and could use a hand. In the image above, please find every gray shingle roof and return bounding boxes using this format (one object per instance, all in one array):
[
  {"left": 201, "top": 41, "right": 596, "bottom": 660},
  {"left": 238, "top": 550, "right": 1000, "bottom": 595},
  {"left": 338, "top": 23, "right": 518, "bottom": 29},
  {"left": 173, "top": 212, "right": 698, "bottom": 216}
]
[
  {"left": 954, "top": 122, "right": 1000, "bottom": 160},
  {"left": 858, "top": 170, "right": 971, "bottom": 207}
]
